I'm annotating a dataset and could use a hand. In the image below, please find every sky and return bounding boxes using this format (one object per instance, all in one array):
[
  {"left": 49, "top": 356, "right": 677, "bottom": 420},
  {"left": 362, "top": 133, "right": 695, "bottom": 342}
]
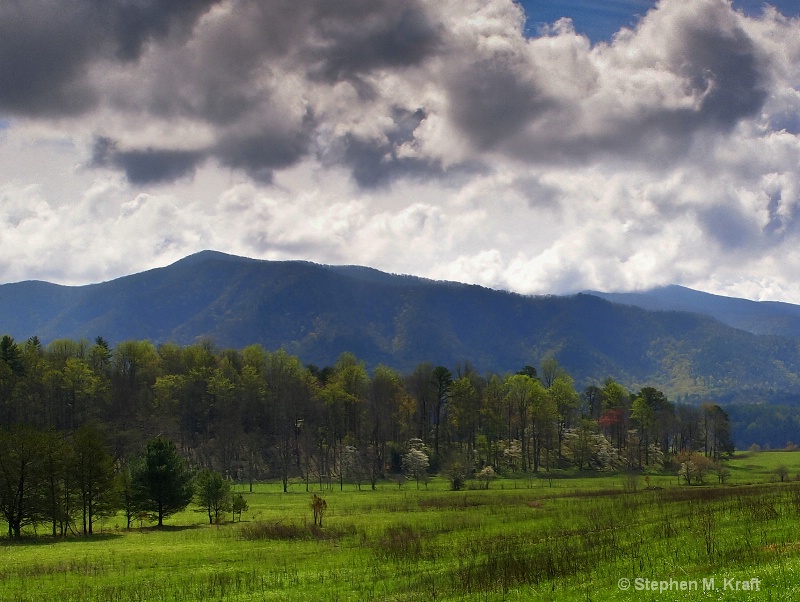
[{"left": 2, "top": 1, "right": 800, "bottom": 303}]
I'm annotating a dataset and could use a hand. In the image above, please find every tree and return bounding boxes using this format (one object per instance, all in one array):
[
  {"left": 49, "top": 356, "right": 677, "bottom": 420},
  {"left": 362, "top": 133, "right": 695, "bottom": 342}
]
[
  {"left": 702, "top": 404, "right": 734, "bottom": 461},
  {"left": 62, "top": 357, "right": 102, "bottom": 429},
  {"left": 449, "top": 376, "right": 480, "bottom": 457},
  {"left": 679, "top": 452, "right": 714, "bottom": 485},
  {"left": 431, "top": 366, "right": 453, "bottom": 458},
  {"left": 0, "top": 427, "right": 47, "bottom": 538},
  {"left": 232, "top": 493, "right": 248, "bottom": 522},
  {"left": 600, "top": 379, "right": 631, "bottom": 453},
  {"left": 548, "top": 374, "right": 578, "bottom": 463},
  {"left": 479, "top": 375, "right": 506, "bottom": 468},
  {"left": 477, "top": 466, "right": 496, "bottom": 490},
  {"left": 40, "top": 429, "right": 71, "bottom": 537},
  {"left": 71, "top": 423, "right": 117, "bottom": 535},
  {"left": 265, "top": 350, "right": 316, "bottom": 493},
  {"left": 365, "top": 365, "right": 404, "bottom": 489},
  {"left": 540, "top": 356, "right": 563, "bottom": 389},
  {"left": 0, "top": 335, "right": 24, "bottom": 377},
  {"left": 133, "top": 438, "right": 193, "bottom": 527},
  {"left": 632, "top": 387, "right": 672, "bottom": 467},
  {"left": 0, "top": 335, "right": 24, "bottom": 426},
  {"left": 406, "top": 363, "right": 435, "bottom": 445},
  {"left": 402, "top": 446, "right": 429, "bottom": 489},
  {"left": 504, "top": 374, "right": 537, "bottom": 471},
  {"left": 110, "top": 340, "right": 161, "bottom": 437},
  {"left": 117, "top": 459, "right": 146, "bottom": 530},
  {"left": 195, "top": 469, "right": 231, "bottom": 524},
  {"left": 565, "top": 419, "right": 599, "bottom": 470},
  {"left": 445, "top": 454, "right": 470, "bottom": 491},
  {"left": 311, "top": 494, "right": 327, "bottom": 526}
]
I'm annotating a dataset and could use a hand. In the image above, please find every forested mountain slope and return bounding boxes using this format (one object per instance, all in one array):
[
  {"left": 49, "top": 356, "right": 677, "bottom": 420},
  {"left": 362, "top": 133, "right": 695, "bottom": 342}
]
[
  {"left": 588, "top": 285, "right": 800, "bottom": 339},
  {"left": 2, "top": 250, "right": 800, "bottom": 402}
]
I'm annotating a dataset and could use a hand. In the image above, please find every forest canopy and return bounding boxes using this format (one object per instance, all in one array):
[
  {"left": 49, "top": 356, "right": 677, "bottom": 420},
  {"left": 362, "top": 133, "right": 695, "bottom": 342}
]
[{"left": 0, "top": 333, "right": 757, "bottom": 537}]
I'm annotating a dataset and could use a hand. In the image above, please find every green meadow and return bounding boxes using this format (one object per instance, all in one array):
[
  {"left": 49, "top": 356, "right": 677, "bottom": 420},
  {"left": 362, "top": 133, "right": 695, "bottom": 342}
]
[{"left": 4, "top": 452, "right": 800, "bottom": 602}]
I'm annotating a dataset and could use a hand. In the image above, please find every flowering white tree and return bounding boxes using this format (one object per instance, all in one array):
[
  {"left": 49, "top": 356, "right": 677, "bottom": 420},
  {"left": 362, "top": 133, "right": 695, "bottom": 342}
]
[
  {"left": 402, "top": 448, "right": 429, "bottom": 489},
  {"left": 477, "top": 466, "right": 496, "bottom": 489},
  {"left": 501, "top": 439, "right": 522, "bottom": 472}
]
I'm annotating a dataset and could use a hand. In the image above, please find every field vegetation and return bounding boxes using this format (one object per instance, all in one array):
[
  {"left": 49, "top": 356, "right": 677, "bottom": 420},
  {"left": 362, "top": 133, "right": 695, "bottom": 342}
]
[
  {"left": 4, "top": 452, "right": 800, "bottom": 601},
  {"left": 2, "top": 335, "right": 799, "bottom": 599}
]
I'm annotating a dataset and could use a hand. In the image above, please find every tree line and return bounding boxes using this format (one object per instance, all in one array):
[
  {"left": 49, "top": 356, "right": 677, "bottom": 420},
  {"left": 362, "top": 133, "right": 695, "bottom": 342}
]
[{"left": 0, "top": 334, "right": 733, "bottom": 535}]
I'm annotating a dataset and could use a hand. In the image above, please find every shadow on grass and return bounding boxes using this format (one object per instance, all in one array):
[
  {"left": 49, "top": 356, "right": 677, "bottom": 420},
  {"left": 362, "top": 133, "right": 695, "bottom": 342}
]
[
  {"left": 0, "top": 532, "right": 125, "bottom": 547},
  {"left": 134, "top": 524, "right": 203, "bottom": 533}
]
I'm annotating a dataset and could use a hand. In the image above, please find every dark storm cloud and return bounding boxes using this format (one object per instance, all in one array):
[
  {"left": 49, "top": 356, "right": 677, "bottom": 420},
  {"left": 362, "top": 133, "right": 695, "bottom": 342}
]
[
  {"left": 325, "top": 108, "right": 450, "bottom": 188},
  {"left": 0, "top": 0, "right": 219, "bottom": 116},
  {"left": 14, "top": 0, "right": 445, "bottom": 185},
  {"left": 308, "top": 3, "right": 442, "bottom": 84},
  {"left": 108, "top": 0, "right": 220, "bottom": 61},
  {"left": 616, "top": 2, "right": 769, "bottom": 140},
  {"left": 671, "top": 12, "right": 768, "bottom": 129},
  {"left": 214, "top": 124, "right": 314, "bottom": 185},
  {"left": 0, "top": 2, "right": 100, "bottom": 116},
  {"left": 0, "top": 0, "right": 780, "bottom": 190},
  {"left": 92, "top": 137, "right": 205, "bottom": 184},
  {"left": 447, "top": 57, "right": 553, "bottom": 151}
]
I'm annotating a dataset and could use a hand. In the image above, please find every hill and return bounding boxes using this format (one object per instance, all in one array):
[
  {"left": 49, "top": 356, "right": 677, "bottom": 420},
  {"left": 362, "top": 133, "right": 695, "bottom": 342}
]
[
  {"left": 587, "top": 285, "right": 800, "bottom": 339},
  {"left": 3, "top": 250, "right": 800, "bottom": 402}
]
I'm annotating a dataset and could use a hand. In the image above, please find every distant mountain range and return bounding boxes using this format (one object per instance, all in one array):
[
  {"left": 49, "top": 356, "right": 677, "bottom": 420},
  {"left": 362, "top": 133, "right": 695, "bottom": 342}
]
[
  {"left": 587, "top": 286, "right": 800, "bottom": 340},
  {"left": 2, "top": 250, "right": 800, "bottom": 405}
]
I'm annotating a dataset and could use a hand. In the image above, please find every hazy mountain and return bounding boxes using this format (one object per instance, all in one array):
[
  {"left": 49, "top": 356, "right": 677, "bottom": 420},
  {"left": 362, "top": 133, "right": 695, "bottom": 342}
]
[
  {"left": 3, "top": 250, "right": 800, "bottom": 403},
  {"left": 586, "top": 285, "right": 800, "bottom": 339}
]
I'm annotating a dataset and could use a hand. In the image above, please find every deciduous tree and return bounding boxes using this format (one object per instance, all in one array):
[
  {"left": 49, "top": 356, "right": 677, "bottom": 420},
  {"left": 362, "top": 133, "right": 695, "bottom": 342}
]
[
  {"left": 71, "top": 423, "right": 117, "bottom": 535},
  {"left": 195, "top": 469, "right": 231, "bottom": 524}
]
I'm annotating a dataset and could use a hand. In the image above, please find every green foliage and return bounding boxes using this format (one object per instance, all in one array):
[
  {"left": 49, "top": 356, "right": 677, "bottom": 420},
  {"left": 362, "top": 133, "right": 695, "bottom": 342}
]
[
  {"left": 195, "top": 469, "right": 231, "bottom": 524},
  {"left": 446, "top": 458, "right": 470, "bottom": 491},
  {"left": 71, "top": 423, "right": 116, "bottom": 534},
  {"left": 9, "top": 252, "right": 800, "bottom": 406},
  {"left": 0, "top": 426, "right": 48, "bottom": 538},
  {"left": 133, "top": 438, "right": 194, "bottom": 527},
  {"left": 231, "top": 492, "right": 248, "bottom": 522},
  {"left": 116, "top": 458, "right": 146, "bottom": 529}
]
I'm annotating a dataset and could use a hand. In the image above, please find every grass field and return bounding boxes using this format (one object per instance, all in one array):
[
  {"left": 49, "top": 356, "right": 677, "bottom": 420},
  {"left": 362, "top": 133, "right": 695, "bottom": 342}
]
[{"left": 4, "top": 451, "right": 800, "bottom": 601}]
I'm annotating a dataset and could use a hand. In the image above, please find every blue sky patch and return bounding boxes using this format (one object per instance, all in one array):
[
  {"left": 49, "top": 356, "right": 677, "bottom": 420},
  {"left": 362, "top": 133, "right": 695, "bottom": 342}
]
[{"left": 519, "top": 1, "right": 800, "bottom": 43}]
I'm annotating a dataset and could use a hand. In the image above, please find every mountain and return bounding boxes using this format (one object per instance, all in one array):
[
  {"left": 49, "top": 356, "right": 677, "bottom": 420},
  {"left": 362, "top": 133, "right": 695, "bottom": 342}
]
[
  {"left": 3, "top": 250, "right": 800, "bottom": 403},
  {"left": 586, "top": 285, "right": 800, "bottom": 339}
]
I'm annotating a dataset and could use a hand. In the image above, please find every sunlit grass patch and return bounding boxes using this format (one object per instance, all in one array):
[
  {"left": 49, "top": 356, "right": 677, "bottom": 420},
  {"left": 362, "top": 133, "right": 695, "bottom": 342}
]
[{"left": 4, "top": 474, "right": 800, "bottom": 600}]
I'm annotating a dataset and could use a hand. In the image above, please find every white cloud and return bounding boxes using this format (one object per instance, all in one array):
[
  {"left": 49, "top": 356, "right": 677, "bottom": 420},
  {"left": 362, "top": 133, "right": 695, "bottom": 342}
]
[{"left": 1, "top": 0, "right": 800, "bottom": 303}]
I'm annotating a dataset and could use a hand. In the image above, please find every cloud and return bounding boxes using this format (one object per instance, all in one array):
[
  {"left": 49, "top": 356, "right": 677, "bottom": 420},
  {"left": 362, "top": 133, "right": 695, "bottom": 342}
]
[
  {"left": 2, "top": 0, "right": 800, "bottom": 304},
  {"left": 92, "top": 137, "right": 205, "bottom": 184},
  {"left": 0, "top": 0, "right": 782, "bottom": 180},
  {"left": 0, "top": 0, "right": 218, "bottom": 116}
]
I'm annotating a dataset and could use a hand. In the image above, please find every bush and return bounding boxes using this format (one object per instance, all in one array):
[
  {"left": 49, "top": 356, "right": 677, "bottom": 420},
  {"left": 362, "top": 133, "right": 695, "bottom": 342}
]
[{"left": 447, "top": 460, "right": 470, "bottom": 491}]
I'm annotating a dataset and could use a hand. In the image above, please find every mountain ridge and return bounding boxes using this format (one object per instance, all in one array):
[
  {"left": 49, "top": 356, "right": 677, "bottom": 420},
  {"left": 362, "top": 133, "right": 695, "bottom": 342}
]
[
  {"left": 3, "top": 250, "right": 800, "bottom": 403},
  {"left": 586, "top": 285, "right": 800, "bottom": 339}
]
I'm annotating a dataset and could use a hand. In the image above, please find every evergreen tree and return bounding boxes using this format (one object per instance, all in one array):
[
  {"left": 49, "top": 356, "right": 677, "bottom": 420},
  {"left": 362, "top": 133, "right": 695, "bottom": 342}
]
[{"left": 133, "top": 438, "right": 193, "bottom": 527}]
